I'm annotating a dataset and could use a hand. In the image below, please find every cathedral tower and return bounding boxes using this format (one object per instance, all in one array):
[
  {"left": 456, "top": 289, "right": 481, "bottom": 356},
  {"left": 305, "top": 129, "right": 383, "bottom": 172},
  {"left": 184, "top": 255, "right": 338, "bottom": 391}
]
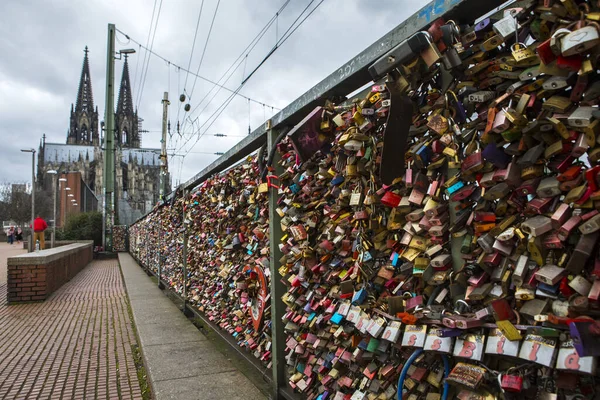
[
  {"left": 67, "top": 47, "right": 99, "bottom": 146},
  {"left": 115, "top": 56, "right": 140, "bottom": 148}
]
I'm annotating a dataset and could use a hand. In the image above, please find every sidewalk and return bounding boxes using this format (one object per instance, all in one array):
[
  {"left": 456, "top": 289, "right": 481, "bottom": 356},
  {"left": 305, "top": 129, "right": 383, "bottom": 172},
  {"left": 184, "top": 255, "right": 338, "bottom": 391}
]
[
  {"left": 0, "top": 242, "right": 26, "bottom": 285},
  {"left": 118, "top": 253, "right": 267, "bottom": 400},
  {"left": 0, "top": 258, "right": 144, "bottom": 399}
]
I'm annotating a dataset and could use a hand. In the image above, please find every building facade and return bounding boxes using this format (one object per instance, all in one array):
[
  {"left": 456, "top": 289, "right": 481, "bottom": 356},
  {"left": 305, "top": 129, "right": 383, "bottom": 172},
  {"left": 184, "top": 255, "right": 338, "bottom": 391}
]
[{"left": 37, "top": 47, "right": 169, "bottom": 225}]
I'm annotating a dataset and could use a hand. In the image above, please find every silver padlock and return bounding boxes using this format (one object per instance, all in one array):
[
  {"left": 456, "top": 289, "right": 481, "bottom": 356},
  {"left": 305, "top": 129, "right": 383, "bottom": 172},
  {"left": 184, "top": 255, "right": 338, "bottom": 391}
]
[
  {"left": 550, "top": 28, "right": 571, "bottom": 55},
  {"left": 542, "top": 76, "right": 569, "bottom": 90},
  {"left": 568, "top": 106, "right": 595, "bottom": 127},
  {"left": 493, "top": 15, "right": 519, "bottom": 40},
  {"left": 561, "top": 25, "right": 600, "bottom": 57},
  {"left": 442, "top": 47, "right": 463, "bottom": 70}
]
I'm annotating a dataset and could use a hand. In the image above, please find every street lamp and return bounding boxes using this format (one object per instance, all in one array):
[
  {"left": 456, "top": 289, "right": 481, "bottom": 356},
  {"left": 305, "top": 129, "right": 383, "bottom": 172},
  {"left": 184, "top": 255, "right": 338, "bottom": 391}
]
[
  {"left": 21, "top": 148, "right": 35, "bottom": 251},
  {"left": 58, "top": 177, "right": 66, "bottom": 228},
  {"left": 47, "top": 169, "right": 57, "bottom": 248},
  {"left": 64, "top": 186, "right": 72, "bottom": 225}
]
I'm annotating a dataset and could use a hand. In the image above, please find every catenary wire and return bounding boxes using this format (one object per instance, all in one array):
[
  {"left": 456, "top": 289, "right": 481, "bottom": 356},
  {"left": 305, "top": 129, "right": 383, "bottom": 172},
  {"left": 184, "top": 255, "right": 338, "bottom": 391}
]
[
  {"left": 177, "top": 0, "right": 206, "bottom": 123},
  {"left": 178, "top": 0, "right": 326, "bottom": 156},
  {"left": 133, "top": 0, "right": 158, "bottom": 97},
  {"left": 242, "top": 0, "right": 324, "bottom": 85},
  {"left": 180, "top": 0, "right": 291, "bottom": 130},
  {"left": 188, "top": 0, "right": 221, "bottom": 102},
  {"left": 135, "top": 0, "right": 164, "bottom": 111},
  {"left": 115, "top": 29, "right": 281, "bottom": 111}
]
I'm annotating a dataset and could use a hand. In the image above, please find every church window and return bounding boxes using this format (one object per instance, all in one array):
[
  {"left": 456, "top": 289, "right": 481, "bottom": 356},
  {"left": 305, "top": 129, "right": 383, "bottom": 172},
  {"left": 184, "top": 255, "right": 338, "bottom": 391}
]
[{"left": 81, "top": 126, "right": 88, "bottom": 142}]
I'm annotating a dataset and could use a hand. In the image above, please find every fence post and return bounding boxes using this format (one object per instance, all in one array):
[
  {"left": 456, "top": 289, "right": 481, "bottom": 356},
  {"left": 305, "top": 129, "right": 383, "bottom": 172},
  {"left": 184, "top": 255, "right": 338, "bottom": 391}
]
[
  {"left": 267, "top": 124, "right": 286, "bottom": 399},
  {"left": 182, "top": 189, "right": 190, "bottom": 314},
  {"left": 158, "top": 220, "right": 165, "bottom": 289}
]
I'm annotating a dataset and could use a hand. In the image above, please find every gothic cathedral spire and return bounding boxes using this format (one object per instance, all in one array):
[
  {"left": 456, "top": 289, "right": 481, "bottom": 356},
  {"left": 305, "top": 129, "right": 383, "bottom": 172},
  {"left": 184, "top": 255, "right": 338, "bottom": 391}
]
[
  {"left": 115, "top": 56, "right": 140, "bottom": 148},
  {"left": 67, "top": 47, "right": 99, "bottom": 146}
]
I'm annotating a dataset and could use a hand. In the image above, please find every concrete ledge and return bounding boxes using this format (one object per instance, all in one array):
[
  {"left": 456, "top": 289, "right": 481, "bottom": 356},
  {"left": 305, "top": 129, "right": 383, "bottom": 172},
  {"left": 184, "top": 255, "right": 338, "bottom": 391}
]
[
  {"left": 8, "top": 242, "right": 94, "bottom": 266},
  {"left": 7, "top": 241, "right": 93, "bottom": 303}
]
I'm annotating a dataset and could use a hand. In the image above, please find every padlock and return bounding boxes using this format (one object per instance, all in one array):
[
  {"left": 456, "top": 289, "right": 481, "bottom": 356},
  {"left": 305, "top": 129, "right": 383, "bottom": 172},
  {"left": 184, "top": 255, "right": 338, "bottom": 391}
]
[
  {"left": 561, "top": 24, "right": 600, "bottom": 56},
  {"left": 511, "top": 42, "right": 537, "bottom": 64},
  {"left": 500, "top": 374, "right": 523, "bottom": 392},
  {"left": 493, "top": 14, "right": 519, "bottom": 40}
]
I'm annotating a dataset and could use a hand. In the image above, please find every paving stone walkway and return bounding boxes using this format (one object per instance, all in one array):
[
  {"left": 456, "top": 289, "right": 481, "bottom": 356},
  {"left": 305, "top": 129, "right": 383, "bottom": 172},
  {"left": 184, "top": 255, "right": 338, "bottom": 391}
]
[
  {"left": 119, "top": 253, "right": 267, "bottom": 400},
  {"left": 0, "top": 259, "right": 144, "bottom": 400}
]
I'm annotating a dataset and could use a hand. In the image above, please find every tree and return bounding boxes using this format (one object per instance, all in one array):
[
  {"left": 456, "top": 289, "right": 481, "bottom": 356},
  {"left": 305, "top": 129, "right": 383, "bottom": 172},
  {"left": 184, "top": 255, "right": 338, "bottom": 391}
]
[
  {"left": 57, "top": 211, "right": 102, "bottom": 246},
  {"left": 0, "top": 183, "right": 53, "bottom": 229},
  {"left": 34, "top": 188, "right": 53, "bottom": 225}
]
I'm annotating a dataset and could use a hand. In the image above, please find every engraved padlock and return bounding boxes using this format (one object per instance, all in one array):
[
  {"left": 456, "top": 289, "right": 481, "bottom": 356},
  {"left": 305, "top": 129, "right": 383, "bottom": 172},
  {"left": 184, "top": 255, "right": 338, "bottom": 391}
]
[
  {"left": 561, "top": 23, "right": 600, "bottom": 57},
  {"left": 511, "top": 42, "right": 537, "bottom": 64}
]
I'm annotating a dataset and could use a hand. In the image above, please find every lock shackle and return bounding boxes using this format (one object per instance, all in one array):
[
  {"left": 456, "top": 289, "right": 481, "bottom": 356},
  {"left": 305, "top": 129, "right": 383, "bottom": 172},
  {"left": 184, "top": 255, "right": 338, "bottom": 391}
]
[
  {"left": 497, "top": 374, "right": 505, "bottom": 393},
  {"left": 510, "top": 42, "right": 527, "bottom": 51}
]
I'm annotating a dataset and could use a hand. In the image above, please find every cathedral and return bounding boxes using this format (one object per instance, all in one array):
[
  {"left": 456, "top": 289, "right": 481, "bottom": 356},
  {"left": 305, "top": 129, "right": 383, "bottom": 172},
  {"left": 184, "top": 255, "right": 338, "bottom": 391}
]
[{"left": 37, "top": 47, "right": 168, "bottom": 225}]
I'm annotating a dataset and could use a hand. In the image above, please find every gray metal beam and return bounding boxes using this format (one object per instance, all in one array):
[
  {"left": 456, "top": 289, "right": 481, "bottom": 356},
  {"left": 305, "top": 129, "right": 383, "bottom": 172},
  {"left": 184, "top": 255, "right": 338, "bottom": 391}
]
[
  {"left": 267, "top": 126, "right": 287, "bottom": 400},
  {"left": 180, "top": 0, "right": 507, "bottom": 192}
]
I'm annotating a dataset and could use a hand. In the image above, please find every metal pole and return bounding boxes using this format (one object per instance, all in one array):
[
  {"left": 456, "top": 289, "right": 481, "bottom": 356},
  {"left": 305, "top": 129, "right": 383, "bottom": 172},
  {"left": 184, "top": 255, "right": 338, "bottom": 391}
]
[
  {"left": 52, "top": 174, "right": 56, "bottom": 248},
  {"left": 103, "top": 23, "right": 116, "bottom": 252},
  {"left": 182, "top": 190, "right": 189, "bottom": 309},
  {"left": 31, "top": 151, "right": 36, "bottom": 252},
  {"left": 267, "top": 125, "right": 285, "bottom": 399},
  {"left": 160, "top": 92, "right": 169, "bottom": 202},
  {"left": 158, "top": 217, "right": 164, "bottom": 289}
]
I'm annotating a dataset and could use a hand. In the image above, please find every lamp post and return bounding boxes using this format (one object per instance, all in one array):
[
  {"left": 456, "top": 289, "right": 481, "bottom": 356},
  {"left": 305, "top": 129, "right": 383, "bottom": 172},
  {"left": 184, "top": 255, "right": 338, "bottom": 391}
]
[
  {"left": 47, "top": 170, "right": 58, "bottom": 248},
  {"left": 21, "top": 148, "right": 35, "bottom": 251},
  {"left": 58, "top": 177, "right": 67, "bottom": 227},
  {"left": 103, "top": 22, "right": 136, "bottom": 253},
  {"left": 64, "top": 187, "right": 72, "bottom": 226}
]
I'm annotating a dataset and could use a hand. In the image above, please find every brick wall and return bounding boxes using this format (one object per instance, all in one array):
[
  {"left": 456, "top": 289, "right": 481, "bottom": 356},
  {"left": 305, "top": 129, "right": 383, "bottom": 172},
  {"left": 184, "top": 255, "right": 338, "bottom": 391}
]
[{"left": 7, "top": 243, "right": 93, "bottom": 303}]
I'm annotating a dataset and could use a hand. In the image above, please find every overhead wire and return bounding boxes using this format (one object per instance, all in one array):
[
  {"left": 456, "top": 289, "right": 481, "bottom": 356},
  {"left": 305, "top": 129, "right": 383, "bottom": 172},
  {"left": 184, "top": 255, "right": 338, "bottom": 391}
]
[
  {"left": 242, "top": 0, "right": 324, "bottom": 85},
  {"left": 241, "top": 0, "right": 316, "bottom": 85},
  {"left": 133, "top": 0, "right": 158, "bottom": 96},
  {"left": 180, "top": 0, "right": 292, "bottom": 132},
  {"left": 177, "top": 0, "right": 206, "bottom": 124},
  {"left": 188, "top": 0, "right": 221, "bottom": 103},
  {"left": 177, "top": 0, "right": 326, "bottom": 158},
  {"left": 135, "top": 0, "right": 164, "bottom": 111},
  {"left": 115, "top": 29, "right": 281, "bottom": 111}
]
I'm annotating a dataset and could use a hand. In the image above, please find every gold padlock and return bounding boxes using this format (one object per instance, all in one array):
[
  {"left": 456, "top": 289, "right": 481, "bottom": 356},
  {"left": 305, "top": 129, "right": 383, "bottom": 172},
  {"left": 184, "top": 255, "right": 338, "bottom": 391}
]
[{"left": 510, "top": 43, "right": 538, "bottom": 65}]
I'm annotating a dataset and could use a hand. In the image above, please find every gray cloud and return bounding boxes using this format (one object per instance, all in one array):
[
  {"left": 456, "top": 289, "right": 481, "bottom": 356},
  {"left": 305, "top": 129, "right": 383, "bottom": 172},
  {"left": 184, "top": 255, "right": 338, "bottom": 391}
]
[{"left": 0, "top": 0, "right": 428, "bottom": 187}]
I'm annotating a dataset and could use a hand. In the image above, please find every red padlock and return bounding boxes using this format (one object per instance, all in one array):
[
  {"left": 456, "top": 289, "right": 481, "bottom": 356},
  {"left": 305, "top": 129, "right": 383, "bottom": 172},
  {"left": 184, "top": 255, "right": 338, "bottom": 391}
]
[
  {"left": 500, "top": 374, "right": 523, "bottom": 392},
  {"left": 380, "top": 191, "right": 401, "bottom": 208}
]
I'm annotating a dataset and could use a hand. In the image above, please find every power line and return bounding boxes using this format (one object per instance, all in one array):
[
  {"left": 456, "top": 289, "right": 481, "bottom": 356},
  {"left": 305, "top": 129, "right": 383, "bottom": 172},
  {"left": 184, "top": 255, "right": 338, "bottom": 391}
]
[
  {"left": 133, "top": 0, "right": 158, "bottom": 97},
  {"left": 178, "top": 0, "right": 326, "bottom": 157},
  {"left": 242, "top": 0, "right": 324, "bottom": 85},
  {"left": 278, "top": 0, "right": 325, "bottom": 48},
  {"left": 177, "top": 0, "right": 206, "bottom": 124},
  {"left": 135, "top": 0, "right": 164, "bottom": 111},
  {"left": 116, "top": 29, "right": 282, "bottom": 112},
  {"left": 180, "top": 0, "right": 292, "bottom": 131},
  {"left": 188, "top": 0, "right": 221, "bottom": 102}
]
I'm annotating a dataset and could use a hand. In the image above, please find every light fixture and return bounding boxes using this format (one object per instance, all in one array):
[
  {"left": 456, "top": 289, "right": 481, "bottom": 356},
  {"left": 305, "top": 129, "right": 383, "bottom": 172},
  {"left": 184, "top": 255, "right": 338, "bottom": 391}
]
[
  {"left": 21, "top": 148, "right": 35, "bottom": 153},
  {"left": 119, "top": 48, "right": 136, "bottom": 54},
  {"left": 47, "top": 170, "right": 57, "bottom": 175},
  {"left": 68, "top": 194, "right": 74, "bottom": 197},
  {"left": 59, "top": 178, "right": 67, "bottom": 182}
]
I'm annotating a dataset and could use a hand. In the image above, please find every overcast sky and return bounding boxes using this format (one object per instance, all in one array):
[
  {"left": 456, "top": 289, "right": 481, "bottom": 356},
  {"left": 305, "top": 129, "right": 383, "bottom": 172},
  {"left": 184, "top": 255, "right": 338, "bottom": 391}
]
[{"left": 0, "top": 0, "right": 428, "bottom": 188}]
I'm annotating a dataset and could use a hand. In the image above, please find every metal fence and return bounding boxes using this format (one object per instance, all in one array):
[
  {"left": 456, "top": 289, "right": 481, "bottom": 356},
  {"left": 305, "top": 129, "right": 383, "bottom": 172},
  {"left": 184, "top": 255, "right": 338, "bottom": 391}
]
[{"left": 128, "top": 1, "right": 525, "bottom": 399}]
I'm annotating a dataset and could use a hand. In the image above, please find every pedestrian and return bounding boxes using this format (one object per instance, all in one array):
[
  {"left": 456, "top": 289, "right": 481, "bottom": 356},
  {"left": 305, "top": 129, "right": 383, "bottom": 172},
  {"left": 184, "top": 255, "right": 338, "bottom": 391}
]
[
  {"left": 7, "top": 226, "right": 14, "bottom": 245},
  {"left": 16, "top": 227, "right": 23, "bottom": 244},
  {"left": 32, "top": 215, "right": 48, "bottom": 250}
]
